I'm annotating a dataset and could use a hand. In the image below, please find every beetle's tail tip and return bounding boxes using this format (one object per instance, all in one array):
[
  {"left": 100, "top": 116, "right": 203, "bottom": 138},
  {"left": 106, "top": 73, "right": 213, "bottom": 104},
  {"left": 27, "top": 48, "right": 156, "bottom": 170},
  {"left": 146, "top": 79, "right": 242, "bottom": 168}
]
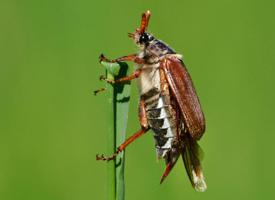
[{"left": 193, "top": 171, "right": 207, "bottom": 192}]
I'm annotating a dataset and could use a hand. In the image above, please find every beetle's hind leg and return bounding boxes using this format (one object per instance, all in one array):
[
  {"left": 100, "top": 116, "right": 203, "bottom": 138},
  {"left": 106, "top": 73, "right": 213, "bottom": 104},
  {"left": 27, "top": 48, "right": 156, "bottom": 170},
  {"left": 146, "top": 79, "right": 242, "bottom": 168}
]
[
  {"left": 96, "top": 128, "right": 148, "bottom": 161},
  {"left": 96, "top": 99, "right": 149, "bottom": 161}
]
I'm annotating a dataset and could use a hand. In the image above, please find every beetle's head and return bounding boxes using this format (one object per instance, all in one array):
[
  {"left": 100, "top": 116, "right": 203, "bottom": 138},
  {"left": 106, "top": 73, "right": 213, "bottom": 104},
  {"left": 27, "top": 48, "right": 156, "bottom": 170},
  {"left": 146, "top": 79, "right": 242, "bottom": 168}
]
[{"left": 128, "top": 10, "right": 154, "bottom": 48}]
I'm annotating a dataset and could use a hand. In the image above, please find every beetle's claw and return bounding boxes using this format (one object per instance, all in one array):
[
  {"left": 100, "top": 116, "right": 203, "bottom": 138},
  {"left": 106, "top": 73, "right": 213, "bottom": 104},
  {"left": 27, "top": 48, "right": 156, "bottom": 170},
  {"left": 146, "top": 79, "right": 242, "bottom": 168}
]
[
  {"left": 99, "top": 54, "right": 105, "bottom": 63},
  {"left": 96, "top": 153, "right": 111, "bottom": 161},
  {"left": 96, "top": 154, "right": 103, "bottom": 160},
  {"left": 93, "top": 87, "right": 106, "bottom": 96},
  {"left": 99, "top": 53, "right": 110, "bottom": 63},
  {"left": 99, "top": 75, "right": 105, "bottom": 81}
]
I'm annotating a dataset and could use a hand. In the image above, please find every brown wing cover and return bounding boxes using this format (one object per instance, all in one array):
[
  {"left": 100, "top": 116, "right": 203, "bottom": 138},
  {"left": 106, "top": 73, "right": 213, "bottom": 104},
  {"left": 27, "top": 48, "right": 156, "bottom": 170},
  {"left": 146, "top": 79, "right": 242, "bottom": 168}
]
[{"left": 161, "top": 57, "right": 205, "bottom": 139}]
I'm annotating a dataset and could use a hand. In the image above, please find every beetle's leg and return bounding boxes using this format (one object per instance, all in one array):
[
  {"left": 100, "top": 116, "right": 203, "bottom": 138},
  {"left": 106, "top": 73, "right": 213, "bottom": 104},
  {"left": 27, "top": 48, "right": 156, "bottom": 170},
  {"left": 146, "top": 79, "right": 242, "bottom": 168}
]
[
  {"left": 100, "top": 69, "right": 141, "bottom": 84},
  {"left": 96, "top": 128, "right": 148, "bottom": 161},
  {"left": 99, "top": 54, "right": 144, "bottom": 64},
  {"left": 96, "top": 99, "right": 149, "bottom": 161},
  {"left": 99, "top": 54, "right": 143, "bottom": 84},
  {"left": 93, "top": 87, "right": 106, "bottom": 95},
  {"left": 139, "top": 99, "right": 148, "bottom": 129}
]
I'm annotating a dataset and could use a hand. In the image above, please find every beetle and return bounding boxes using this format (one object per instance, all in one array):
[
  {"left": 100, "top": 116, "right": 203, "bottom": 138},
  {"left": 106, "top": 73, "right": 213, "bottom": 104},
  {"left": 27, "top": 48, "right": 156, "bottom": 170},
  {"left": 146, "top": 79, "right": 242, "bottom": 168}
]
[{"left": 96, "top": 10, "right": 207, "bottom": 192}]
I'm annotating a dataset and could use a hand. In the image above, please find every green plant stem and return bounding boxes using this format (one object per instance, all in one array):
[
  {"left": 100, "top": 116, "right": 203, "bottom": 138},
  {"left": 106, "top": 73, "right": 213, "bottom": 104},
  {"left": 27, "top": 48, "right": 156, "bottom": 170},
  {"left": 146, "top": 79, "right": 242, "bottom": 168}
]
[{"left": 102, "top": 62, "right": 130, "bottom": 200}]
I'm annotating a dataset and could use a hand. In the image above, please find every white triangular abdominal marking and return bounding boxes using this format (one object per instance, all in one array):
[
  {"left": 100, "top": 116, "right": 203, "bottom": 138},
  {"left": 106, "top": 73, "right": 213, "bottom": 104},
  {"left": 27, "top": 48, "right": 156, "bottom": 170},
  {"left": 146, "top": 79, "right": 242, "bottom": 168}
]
[{"left": 139, "top": 66, "right": 177, "bottom": 158}]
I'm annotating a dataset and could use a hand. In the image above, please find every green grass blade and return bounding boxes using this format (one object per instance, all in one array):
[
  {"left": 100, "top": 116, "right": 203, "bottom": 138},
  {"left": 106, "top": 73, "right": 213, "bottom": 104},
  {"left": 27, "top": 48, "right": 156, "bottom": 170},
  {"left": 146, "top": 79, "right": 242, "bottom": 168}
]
[
  {"left": 101, "top": 61, "right": 131, "bottom": 200},
  {"left": 105, "top": 69, "right": 116, "bottom": 200},
  {"left": 114, "top": 63, "right": 130, "bottom": 200}
]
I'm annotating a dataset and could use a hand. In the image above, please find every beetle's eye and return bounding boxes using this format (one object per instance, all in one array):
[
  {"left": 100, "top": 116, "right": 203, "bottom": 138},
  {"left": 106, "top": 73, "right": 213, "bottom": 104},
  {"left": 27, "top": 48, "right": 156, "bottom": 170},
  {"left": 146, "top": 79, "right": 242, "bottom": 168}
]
[{"left": 139, "top": 33, "right": 149, "bottom": 44}]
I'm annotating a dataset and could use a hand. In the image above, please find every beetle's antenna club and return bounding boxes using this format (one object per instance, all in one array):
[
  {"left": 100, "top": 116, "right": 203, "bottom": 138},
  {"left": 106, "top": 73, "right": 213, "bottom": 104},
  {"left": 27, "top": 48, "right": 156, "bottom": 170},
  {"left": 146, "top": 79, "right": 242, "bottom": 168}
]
[{"left": 139, "top": 10, "right": 151, "bottom": 34}]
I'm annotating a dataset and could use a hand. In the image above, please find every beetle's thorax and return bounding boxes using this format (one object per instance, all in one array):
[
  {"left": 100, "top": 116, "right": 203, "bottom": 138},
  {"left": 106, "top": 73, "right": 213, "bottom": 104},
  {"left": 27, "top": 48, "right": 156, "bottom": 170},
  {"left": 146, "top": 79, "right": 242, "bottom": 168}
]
[
  {"left": 138, "top": 37, "right": 176, "bottom": 63},
  {"left": 136, "top": 36, "right": 179, "bottom": 97},
  {"left": 136, "top": 37, "right": 178, "bottom": 95},
  {"left": 146, "top": 39, "right": 175, "bottom": 57}
]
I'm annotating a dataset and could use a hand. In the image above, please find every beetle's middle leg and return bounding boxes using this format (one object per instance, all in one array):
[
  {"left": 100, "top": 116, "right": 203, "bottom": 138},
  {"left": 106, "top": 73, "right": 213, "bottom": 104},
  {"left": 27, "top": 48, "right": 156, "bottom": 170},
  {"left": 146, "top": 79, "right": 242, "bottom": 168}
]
[
  {"left": 95, "top": 70, "right": 140, "bottom": 94},
  {"left": 96, "top": 99, "right": 149, "bottom": 161},
  {"left": 99, "top": 69, "right": 142, "bottom": 84}
]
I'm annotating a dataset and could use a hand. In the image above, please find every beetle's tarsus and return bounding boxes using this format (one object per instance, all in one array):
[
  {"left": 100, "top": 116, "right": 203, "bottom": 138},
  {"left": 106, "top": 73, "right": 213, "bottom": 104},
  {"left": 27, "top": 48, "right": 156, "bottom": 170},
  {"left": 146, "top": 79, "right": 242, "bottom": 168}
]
[
  {"left": 96, "top": 153, "right": 118, "bottom": 161},
  {"left": 99, "top": 75, "right": 105, "bottom": 80},
  {"left": 99, "top": 75, "right": 115, "bottom": 84},
  {"left": 93, "top": 87, "right": 106, "bottom": 95},
  {"left": 99, "top": 54, "right": 106, "bottom": 63},
  {"left": 99, "top": 53, "right": 113, "bottom": 63}
]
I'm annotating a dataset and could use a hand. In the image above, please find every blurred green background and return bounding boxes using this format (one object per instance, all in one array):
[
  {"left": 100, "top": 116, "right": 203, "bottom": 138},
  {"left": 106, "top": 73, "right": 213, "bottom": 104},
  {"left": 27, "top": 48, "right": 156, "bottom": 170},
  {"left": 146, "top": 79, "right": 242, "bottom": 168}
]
[{"left": 1, "top": 0, "right": 275, "bottom": 199}]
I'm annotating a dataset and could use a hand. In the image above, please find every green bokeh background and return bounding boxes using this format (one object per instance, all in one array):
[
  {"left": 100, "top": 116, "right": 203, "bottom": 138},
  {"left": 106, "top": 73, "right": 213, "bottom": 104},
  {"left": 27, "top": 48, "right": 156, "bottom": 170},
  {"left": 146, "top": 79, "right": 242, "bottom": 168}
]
[{"left": 1, "top": 0, "right": 275, "bottom": 199}]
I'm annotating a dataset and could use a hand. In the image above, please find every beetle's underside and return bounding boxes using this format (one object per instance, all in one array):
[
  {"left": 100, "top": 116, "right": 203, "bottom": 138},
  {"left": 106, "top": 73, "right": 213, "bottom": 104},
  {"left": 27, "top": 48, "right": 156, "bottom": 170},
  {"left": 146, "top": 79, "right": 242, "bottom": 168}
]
[{"left": 96, "top": 10, "right": 207, "bottom": 192}]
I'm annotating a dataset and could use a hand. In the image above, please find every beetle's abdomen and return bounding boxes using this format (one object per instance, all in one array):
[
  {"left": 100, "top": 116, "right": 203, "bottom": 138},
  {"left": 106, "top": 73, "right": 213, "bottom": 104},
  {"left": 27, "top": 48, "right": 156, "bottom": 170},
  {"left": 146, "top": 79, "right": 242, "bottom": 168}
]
[{"left": 141, "top": 88, "right": 177, "bottom": 158}]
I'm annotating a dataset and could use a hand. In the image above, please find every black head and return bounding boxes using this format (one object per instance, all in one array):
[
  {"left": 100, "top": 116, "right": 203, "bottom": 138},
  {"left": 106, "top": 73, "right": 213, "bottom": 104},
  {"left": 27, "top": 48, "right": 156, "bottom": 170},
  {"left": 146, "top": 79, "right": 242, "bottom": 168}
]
[{"left": 139, "top": 32, "right": 154, "bottom": 45}]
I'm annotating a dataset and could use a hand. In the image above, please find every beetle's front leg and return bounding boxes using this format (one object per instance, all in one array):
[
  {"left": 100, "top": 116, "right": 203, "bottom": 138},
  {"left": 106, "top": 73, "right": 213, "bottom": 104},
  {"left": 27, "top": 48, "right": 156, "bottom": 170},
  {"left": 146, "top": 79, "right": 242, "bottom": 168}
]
[{"left": 99, "top": 53, "right": 144, "bottom": 64}]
